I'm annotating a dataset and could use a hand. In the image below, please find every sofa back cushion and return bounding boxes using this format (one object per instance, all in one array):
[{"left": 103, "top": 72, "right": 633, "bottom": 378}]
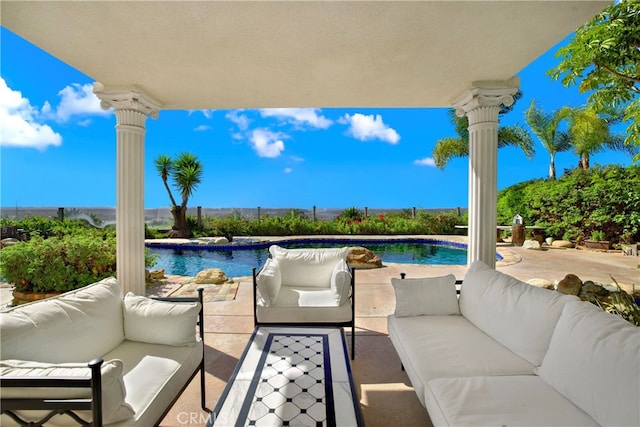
[
  {"left": 123, "top": 293, "right": 201, "bottom": 346},
  {"left": 391, "top": 274, "right": 460, "bottom": 317},
  {"left": 459, "top": 261, "right": 575, "bottom": 366},
  {"left": 269, "top": 245, "right": 350, "bottom": 288},
  {"left": 536, "top": 300, "right": 640, "bottom": 427},
  {"left": 0, "top": 277, "right": 125, "bottom": 363}
]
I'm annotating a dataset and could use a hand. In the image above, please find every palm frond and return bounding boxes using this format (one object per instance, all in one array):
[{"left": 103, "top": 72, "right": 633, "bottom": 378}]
[
  {"left": 498, "top": 125, "right": 536, "bottom": 158},
  {"left": 432, "top": 137, "right": 468, "bottom": 169}
]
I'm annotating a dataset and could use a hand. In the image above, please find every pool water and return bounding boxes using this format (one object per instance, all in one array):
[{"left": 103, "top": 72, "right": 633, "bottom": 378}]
[{"left": 147, "top": 239, "right": 468, "bottom": 277}]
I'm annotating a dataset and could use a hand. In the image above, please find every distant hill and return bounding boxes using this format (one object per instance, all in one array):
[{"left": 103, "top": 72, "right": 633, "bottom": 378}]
[{"left": 0, "top": 206, "right": 467, "bottom": 224}]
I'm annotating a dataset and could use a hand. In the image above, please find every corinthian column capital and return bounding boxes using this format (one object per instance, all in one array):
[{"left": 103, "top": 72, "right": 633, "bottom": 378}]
[
  {"left": 452, "top": 78, "right": 520, "bottom": 119},
  {"left": 93, "top": 83, "right": 163, "bottom": 122}
]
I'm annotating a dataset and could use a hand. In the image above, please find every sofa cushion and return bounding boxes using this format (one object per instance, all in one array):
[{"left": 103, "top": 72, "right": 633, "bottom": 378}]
[
  {"left": 0, "top": 359, "right": 135, "bottom": 425},
  {"left": 387, "top": 315, "right": 535, "bottom": 407},
  {"left": 536, "top": 300, "right": 640, "bottom": 427},
  {"left": 425, "top": 376, "right": 598, "bottom": 427},
  {"left": 331, "top": 259, "right": 351, "bottom": 306},
  {"left": 123, "top": 293, "right": 201, "bottom": 347},
  {"left": 103, "top": 339, "right": 204, "bottom": 427},
  {"left": 390, "top": 275, "right": 459, "bottom": 317},
  {"left": 0, "top": 277, "right": 125, "bottom": 363},
  {"left": 256, "top": 258, "right": 282, "bottom": 307},
  {"left": 269, "top": 245, "right": 349, "bottom": 288},
  {"left": 458, "top": 260, "right": 575, "bottom": 366}
]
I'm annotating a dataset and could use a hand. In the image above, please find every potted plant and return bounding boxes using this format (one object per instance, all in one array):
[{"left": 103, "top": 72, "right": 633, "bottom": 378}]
[{"left": 584, "top": 230, "right": 611, "bottom": 250}]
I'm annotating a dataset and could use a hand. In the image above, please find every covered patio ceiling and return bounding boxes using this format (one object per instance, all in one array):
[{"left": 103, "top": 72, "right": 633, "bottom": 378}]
[
  {"left": 1, "top": 0, "right": 611, "bottom": 293},
  {"left": 2, "top": 1, "right": 609, "bottom": 110}
]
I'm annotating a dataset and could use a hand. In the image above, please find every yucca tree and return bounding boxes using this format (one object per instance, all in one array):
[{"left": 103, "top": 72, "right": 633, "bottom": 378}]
[
  {"left": 432, "top": 109, "right": 535, "bottom": 169},
  {"left": 564, "top": 105, "right": 634, "bottom": 169},
  {"left": 524, "top": 101, "right": 573, "bottom": 179},
  {"left": 154, "top": 152, "right": 203, "bottom": 238}
]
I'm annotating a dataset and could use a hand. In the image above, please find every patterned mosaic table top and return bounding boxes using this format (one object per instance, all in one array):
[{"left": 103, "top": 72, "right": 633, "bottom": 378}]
[{"left": 211, "top": 327, "right": 363, "bottom": 427}]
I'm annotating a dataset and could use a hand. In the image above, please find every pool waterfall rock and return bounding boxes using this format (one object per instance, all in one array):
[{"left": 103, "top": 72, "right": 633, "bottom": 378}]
[
  {"left": 195, "top": 268, "right": 229, "bottom": 284},
  {"left": 347, "top": 246, "right": 383, "bottom": 269}
]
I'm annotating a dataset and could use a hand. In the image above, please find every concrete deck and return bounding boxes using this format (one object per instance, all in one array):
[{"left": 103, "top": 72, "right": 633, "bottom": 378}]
[{"left": 152, "top": 238, "right": 638, "bottom": 426}]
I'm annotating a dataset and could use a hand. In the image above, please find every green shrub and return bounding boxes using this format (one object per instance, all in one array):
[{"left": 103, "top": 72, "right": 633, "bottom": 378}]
[
  {"left": 0, "top": 235, "right": 117, "bottom": 293},
  {"left": 497, "top": 164, "right": 640, "bottom": 242},
  {"left": 0, "top": 234, "right": 156, "bottom": 293}
]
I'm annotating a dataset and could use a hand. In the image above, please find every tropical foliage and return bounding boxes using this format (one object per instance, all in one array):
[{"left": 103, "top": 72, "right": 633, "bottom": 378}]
[
  {"left": 432, "top": 108, "right": 535, "bottom": 169},
  {"left": 496, "top": 164, "right": 640, "bottom": 243},
  {"left": 549, "top": 0, "right": 640, "bottom": 159},
  {"left": 562, "top": 105, "right": 634, "bottom": 169},
  {"left": 155, "top": 152, "right": 203, "bottom": 238},
  {"left": 524, "top": 101, "right": 572, "bottom": 179}
]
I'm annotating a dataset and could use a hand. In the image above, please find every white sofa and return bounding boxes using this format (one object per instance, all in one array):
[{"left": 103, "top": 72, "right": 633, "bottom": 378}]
[
  {"left": 388, "top": 260, "right": 640, "bottom": 427},
  {"left": 0, "top": 277, "right": 205, "bottom": 427},
  {"left": 252, "top": 245, "right": 356, "bottom": 358}
]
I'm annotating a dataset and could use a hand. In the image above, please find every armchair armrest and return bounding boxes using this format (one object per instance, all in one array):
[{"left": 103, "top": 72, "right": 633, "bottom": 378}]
[{"left": 331, "top": 259, "right": 353, "bottom": 305}]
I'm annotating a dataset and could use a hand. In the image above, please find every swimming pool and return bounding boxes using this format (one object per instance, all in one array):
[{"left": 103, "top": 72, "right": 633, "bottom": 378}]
[{"left": 147, "top": 238, "right": 473, "bottom": 277}]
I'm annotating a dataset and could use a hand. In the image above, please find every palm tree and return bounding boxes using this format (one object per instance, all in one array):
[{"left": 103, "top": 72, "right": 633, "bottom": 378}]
[
  {"left": 565, "top": 105, "right": 635, "bottom": 169},
  {"left": 524, "top": 101, "right": 572, "bottom": 179},
  {"left": 432, "top": 110, "right": 535, "bottom": 168},
  {"left": 154, "top": 152, "right": 203, "bottom": 238}
]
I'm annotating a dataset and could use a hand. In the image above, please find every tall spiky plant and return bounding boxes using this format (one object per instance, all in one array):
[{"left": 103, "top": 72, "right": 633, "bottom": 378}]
[{"left": 154, "top": 152, "right": 203, "bottom": 238}]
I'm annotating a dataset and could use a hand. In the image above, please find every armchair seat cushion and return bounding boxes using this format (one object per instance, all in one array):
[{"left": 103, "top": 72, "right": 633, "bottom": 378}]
[{"left": 256, "top": 303, "right": 353, "bottom": 324}]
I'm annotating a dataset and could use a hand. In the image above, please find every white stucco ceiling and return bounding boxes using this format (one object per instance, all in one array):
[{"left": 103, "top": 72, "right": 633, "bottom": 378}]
[{"left": 2, "top": 1, "right": 609, "bottom": 110}]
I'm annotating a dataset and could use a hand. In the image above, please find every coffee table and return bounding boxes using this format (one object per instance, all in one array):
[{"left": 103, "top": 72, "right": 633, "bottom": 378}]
[{"left": 209, "top": 326, "right": 363, "bottom": 426}]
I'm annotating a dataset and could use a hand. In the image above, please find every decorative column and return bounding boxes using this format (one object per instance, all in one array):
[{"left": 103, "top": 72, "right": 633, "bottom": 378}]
[
  {"left": 94, "top": 84, "right": 162, "bottom": 295},
  {"left": 452, "top": 79, "right": 519, "bottom": 268}
]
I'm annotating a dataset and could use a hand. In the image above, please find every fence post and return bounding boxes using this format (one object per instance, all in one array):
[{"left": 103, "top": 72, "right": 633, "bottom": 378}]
[
  {"left": 57, "top": 207, "right": 65, "bottom": 222},
  {"left": 412, "top": 207, "right": 416, "bottom": 218},
  {"left": 257, "top": 206, "right": 261, "bottom": 223},
  {"left": 312, "top": 206, "right": 316, "bottom": 222},
  {"left": 197, "top": 206, "right": 202, "bottom": 228},
  {"left": 364, "top": 206, "right": 368, "bottom": 218}
]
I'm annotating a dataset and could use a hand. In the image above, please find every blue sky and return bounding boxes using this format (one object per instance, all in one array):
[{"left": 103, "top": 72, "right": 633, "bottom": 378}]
[{"left": 0, "top": 26, "right": 633, "bottom": 211}]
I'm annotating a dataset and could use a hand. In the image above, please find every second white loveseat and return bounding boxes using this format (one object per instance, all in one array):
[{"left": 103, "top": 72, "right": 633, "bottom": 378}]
[
  {"left": 252, "top": 245, "right": 356, "bottom": 358},
  {"left": 388, "top": 260, "right": 640, "bottom": 426}
]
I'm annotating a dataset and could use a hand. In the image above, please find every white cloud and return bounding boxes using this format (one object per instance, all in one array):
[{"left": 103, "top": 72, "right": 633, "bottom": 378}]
[
  {"left": 414, "top": 157, "right": 437, "bottom": 167},
  {"left": 0, "top": 78, "right": 62, "bottom": 150},
  {"left": 340, "top": 113, "right": 400, "bottom": 144},
  {"left": 290, "top": 156, "right": 304, "bottom": 163},
  {"left": 194, "top": 125, "right": 211, "bottom": 132},
  {"left": 284, "top": 168, "right": 293, "bottom": 174},
  {"left": 226, "top": 110, "right": 251, "bottom": 131},
  {"left": 250, "top": 129, "right": 285, "bottom": 158},
  {"left": 55, "top": 83, "right": 108, "bottom": 122},
  {"left": 260, "top": 108, "right": 332, "bottom": 129}
]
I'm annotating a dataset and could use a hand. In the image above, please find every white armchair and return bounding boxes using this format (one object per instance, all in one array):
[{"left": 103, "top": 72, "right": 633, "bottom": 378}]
[{"left": 252, "top": 245, "right": 356, "bottom": 358}]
